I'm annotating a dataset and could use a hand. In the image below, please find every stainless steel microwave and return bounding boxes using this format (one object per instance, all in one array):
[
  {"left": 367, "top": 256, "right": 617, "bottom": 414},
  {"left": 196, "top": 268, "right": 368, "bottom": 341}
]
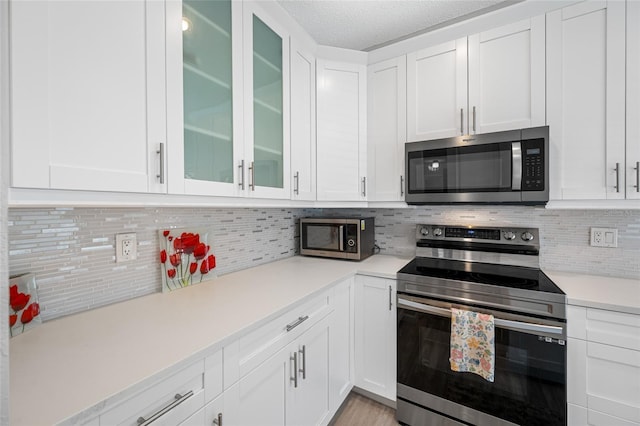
[
  {"left": 300, "top": 218, "right": 375, "bottom": 261},
  {"left": 405, "top": 126, "right": 549, "bottom": 205}
]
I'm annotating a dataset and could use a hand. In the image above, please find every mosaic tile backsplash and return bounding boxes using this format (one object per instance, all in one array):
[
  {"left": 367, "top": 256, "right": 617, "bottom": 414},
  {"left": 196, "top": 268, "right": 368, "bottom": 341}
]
[{"left": 8, "top": 206, "right": 640, "bottom": 321}]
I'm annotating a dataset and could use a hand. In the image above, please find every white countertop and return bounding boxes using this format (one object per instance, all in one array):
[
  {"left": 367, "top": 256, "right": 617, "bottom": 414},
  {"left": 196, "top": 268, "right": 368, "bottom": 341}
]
[
  {"left": 9, "top": 254, "right": 410, "bottom": 426},
  {"left": 544, "top": 270, "right": 640, "bottom": 315},
  {"left": 10, "top": 255, "right": 640, "bottom": 425}
]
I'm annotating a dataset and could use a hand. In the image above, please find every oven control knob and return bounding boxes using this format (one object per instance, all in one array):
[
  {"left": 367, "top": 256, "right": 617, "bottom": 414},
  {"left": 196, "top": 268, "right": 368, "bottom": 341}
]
[
  {"left": 433, "top": 228, "right": 443, "bottom": 237},
  {"left": 503, "top": 231, "right": 516, "bottom": 241},
  {"left": 347, "top": 238, "right": 356, "bottom": 247},
  {"left": 521, "top": 232, "right": 535, "bottom": 242},
  {"left": 419, "top": 227, "right": 429, "bottom": 236}
]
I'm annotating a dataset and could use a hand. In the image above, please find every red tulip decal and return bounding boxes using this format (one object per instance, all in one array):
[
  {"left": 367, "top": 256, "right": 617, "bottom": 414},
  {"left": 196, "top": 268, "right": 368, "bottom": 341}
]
[
  {"left": 160, "top": 230, "right": 216, "bottom": 290},
  {"left": 10, "top": 285, "right": 17, "bottom": 299},
  {"left": 10, "top": 291, "right": 30, "bottom": 312},
  {"left": 9, "top": 315, "right": 17, "bottom": 328},
  {"left": 8, "top": 276, "right": 41, "bottom": 337},
  {"left": 20, "top": 303, "right": 39, "bottom": 325}
]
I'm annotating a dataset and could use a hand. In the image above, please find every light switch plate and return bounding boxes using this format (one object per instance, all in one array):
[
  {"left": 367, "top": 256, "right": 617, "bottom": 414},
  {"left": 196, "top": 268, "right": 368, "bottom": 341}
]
[
  {"left": 590, "top": 227, "right": 618, "bottom": 248},
  {"left": 115, "top": 233, "right": 137, "bottom": 262}
]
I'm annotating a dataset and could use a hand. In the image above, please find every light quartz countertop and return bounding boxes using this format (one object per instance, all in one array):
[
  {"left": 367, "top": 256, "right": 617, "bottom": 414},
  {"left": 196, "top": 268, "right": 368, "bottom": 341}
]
[
  {"left": 9, "top": 254, "right": 411, "bottom": 426},
  {"left": 10, "top": 255, "right": 640, "bottom": 425}
]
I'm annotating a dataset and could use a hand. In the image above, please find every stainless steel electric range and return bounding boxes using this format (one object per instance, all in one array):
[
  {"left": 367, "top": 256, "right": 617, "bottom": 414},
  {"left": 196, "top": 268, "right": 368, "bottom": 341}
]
[{"left": 396, "top": 224, "right": 567, "bottom": 426}]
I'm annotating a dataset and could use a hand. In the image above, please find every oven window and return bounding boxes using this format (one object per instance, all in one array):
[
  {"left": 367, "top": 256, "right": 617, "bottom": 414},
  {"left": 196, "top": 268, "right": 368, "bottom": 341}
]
[
  {"left": 408, "top": 142, "right": 513, "bottom": 193},
  {"left": 397, "top": 308, "right": 566, "bottom": 425},
  {"left": 302, "top": 224, "right": 340, "bottom": 251}
]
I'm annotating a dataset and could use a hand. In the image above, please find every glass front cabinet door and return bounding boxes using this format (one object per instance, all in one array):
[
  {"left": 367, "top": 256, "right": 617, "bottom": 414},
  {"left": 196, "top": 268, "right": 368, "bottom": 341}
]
[{"left": 166, "top": 0, "right": 289, "bottom": 199}]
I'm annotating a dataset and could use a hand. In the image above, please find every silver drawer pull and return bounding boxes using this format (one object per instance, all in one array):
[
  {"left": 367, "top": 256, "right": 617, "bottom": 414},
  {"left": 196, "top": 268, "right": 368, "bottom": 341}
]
[
  {"left": 213, "top": 412, "right": 223, "bottom": 426},
  {"left": 285, "top": 315, "right": 309, "bottom": 332},
  {"left": 136, "top": 390, "right": 194, "bottom": 425}
]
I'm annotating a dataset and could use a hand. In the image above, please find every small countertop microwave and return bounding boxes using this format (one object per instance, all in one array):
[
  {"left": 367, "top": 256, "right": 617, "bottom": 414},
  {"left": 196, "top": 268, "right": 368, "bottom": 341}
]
[
  {"left": 405, "top": 126, "right": 549, "bottom": 205},
  {"left": 300, "top": 218, "right": 375, "bottom": 261}
]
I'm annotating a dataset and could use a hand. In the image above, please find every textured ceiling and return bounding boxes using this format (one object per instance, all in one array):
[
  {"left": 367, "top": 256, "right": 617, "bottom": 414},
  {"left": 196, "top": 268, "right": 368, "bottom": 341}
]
[{"left": 277, "top": 0, "right": 519, "bottom": 51}]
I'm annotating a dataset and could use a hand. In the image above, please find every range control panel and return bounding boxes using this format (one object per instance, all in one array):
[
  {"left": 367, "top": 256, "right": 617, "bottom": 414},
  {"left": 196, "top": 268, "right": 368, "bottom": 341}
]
[{"left": 416, "top": 224, "right": 539, "bottom": 247}]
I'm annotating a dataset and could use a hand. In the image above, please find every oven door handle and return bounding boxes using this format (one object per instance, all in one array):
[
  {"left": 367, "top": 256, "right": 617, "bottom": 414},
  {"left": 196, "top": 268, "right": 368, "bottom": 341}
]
[{"left": 398, "top": 297, "right": 564, "bottom": 336}]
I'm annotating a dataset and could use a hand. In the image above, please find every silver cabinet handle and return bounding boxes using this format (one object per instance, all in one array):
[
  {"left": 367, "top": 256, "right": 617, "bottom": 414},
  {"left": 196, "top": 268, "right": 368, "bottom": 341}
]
[
  {"left": 285, "top": 315, "right": 309, "bottom": 332},
  {"left": 290, "top": 352, "right": 298, "bottom": 388},
  {"left": 400, "top": 175, "right": 404, "bottom": 196},
  {"left": 294, "top": 171, "right": 299, "bottom": 195},
  {"left": 238, "top": 160, "right": 245, "bottom": 190},
  {"left": 361, "top": 177, "right": 367, "bottom": 197},
  {"left": 248, "top": 161, "right": 255, "bottom": 191},
  {"left": 614, "top": 162, "right": 620, "bottom": 193},
  {"left": 156, "top": 143, "right": 165, "bottom": 184},
  {"left": 472, "top": 106, "right": 476, "bottom": 133},
  {"left": 136, "top": 391, "right": 194, "bottom": 425},
  {"left": 388, "top": 285, "right": 392, "bottom": 311},
  {"left": 299, "top": 345, "right": 306, "bottom": 379},
  {"left": 460, "top": 108, "right": 464, "bottom": 135},
  {"left": 213, "top": 413, "right": 223, "bottom": 426},
  {"left": 634, "top": 162, "right": 639, "bottom": 192}
]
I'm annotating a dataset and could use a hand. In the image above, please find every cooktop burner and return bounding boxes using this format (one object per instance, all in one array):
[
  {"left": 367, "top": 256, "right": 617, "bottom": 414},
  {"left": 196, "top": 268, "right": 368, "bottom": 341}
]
[{"left": 398, "top": 257, "right": 565, "bottom": 295}]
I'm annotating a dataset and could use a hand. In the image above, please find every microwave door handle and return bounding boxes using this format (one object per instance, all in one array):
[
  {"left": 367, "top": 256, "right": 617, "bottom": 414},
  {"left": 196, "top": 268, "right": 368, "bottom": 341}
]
[
  {"left": 512, "top": 141, "right": 522, "bottom": 190},
  {"left": 339, "top": 226, "right": 344, "bottom": 251}
]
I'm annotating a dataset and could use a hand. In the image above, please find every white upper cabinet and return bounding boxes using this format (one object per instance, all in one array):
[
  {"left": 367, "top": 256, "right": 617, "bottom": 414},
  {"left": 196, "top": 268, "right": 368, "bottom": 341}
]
[
  {"left": 407, "top": 39, "right": 468, "bottom": 141},
  {"left": 166, "top": 0, "right": 243, "bottom": 197},
  {"left": 316, "top": 59, "right": 367, "bottom": 201},
  {"left": 547, "top": 1, "right": 626, "bottom": 201},
  {"left": 468, "top": 16, "right": 545, "bottom": 134},
  {"left": 627, "top": 1, "right": 640, "bottom": 200},
  {"left": 368, "top": 56, "right": 407, "bottom": 202},
  {"left": 10, "top": 0, "right": 166, "bottom": 193},
  {"left": 290, "top": 40, "right": 317, "bottom": 201},
  {"left": 407, "top": 17, "right": 545, "bottom": 142}
]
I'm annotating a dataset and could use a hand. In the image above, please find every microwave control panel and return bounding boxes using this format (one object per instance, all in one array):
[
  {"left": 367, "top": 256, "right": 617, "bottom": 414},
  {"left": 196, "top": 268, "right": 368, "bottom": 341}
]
[
  {"left": 522, "top": 138, "right": 545, "bottom": 191},
  {"left": 344, "top": 224, "right": 358, "bottom": 253}
]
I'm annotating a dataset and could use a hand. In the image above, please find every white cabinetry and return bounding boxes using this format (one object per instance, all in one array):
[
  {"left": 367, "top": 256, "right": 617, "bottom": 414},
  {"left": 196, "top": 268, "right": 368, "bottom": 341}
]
[
  {"left": 367, "top": 56, "right": 407, "bottom": 202},
  {"left": 10, "top": 0, "right": 166, "bottom": 193},
  {"left": 316, "top": 59, "right": 367, "bottom": 201},
  {"left": 354, "top": 275, "right": 396, "bottom": 401},
  {"left": 329, "top": 277, "right": 355, "bottom": 411},
  {"left": 567, "top": 305, "right": 640, "bottom": 425},
  {"left": 290, "top": 39, "right": 317, "bottom": 201},
  {"left": 407, "top": 17, "right": 545, "bottom": 141},
  {"left": 547, "top": 1, "right": 629, "bottom": 202},
  {"left": 626, "top": 1, "right": 640, "bottom": 200}
]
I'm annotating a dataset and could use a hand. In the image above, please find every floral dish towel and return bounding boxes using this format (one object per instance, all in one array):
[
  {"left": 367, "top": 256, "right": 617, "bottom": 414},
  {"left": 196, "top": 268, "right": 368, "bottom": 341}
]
[{"left": 449, "top": 307, "right": 495, "bottom": 382}]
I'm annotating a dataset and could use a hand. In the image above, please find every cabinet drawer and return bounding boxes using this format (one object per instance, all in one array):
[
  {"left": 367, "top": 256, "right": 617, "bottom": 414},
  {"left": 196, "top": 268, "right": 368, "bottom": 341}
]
[
  {"left": 569, "top": 305, "right": 640, "bottom": 350},
  {"left": 569, "top": 403, "right": 639, "bottom": 426},
  {"left": 99, "top": 360, "right": 205, "bottom": 426},
  {"left": 224, "top": 289, "right": 332, "bottom": 386}
]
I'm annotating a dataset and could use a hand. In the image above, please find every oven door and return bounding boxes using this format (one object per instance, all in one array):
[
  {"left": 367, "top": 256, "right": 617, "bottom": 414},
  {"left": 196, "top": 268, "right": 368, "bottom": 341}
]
[{"left": 397, "top": 294, "right": 566, "bottom": 426}]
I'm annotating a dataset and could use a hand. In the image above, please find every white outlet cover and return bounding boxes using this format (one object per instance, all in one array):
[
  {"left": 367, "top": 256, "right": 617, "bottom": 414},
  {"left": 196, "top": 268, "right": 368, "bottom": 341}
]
[
  {"left": 116, "top": 233, "right": 137, "bottom": 262},
  {"left": 590, "top": 227, "right": 618, "bottom": 248}
]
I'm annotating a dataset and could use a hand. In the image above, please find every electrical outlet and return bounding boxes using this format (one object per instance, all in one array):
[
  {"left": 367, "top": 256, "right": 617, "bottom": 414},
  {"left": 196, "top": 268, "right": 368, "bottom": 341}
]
[
  {"left": 115, "top": 233, "right": 137, "bottom": 262},
  {"left": 590, "top": 227, "right": 618, "bottom": 248}
]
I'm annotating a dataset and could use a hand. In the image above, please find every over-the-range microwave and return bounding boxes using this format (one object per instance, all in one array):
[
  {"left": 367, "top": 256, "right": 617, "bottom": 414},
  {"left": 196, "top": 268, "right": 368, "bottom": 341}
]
[
  {"left": 300, "top": 218, "right": 375, "bottom": 261},
  {"left": 405, "top": 126, "right": 549, "bottom": 205}
]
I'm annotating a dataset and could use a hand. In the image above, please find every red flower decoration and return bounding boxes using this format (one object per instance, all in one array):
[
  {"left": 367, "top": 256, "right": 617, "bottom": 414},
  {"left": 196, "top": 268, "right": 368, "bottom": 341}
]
[
  {"left": 167, "top": 269, "right": 176, "bottom": 278},
  {"left": 169, "top": 253, "right": 181, "bottom": 267},
  {"left": 10, "top": 291, "right": 30, "bottom": 312},
  {"left": 174, "top": 232, "right": 200, "bottom": 255},
  {"left": 20, "top": 302, "right": 39, "bottom": 325},
  {"left": 163, "top": 230, "right": 170, "bottom": 237},
  {"left": 168, "top": 236, "right": 173, "bottom": 241},
  {"left": 193, "top": 243, "right": 208, "bottom": 260},
  {"left": 201, "top": 254, "right": 216, "bottom": 274},
  {"left": 160, "top": 249, "right": 167, "bottom": 263},
  {"left": 9, "top": 314, "right": 17, "bottom": 328},
  {"left": 10, "top": 284, "right": 18, "bottom": 299},
  {"left": 190, "top": 262, "right": 198, "bottom": 274}
]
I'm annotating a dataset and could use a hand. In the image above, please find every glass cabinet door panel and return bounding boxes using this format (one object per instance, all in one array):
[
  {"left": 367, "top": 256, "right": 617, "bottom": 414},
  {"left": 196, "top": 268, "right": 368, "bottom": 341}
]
[
  {"left": 253, "top": 15, "right": 283, "bottom": 189},
  {"left": 182, "top": 0, "right": 233, "bottom": 184}
]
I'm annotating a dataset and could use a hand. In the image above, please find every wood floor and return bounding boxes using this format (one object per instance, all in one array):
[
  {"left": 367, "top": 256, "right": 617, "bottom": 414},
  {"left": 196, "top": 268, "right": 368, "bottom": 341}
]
[{"left": 330, "top": 392, "right": 398, "bottom": 426}]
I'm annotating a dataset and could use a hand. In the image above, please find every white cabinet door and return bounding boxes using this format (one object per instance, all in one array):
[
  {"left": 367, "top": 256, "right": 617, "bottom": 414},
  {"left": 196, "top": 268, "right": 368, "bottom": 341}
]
[
  {"left": 468, "top": 16, "right": 545, "bottom": 134},
  {"left": 166, "top": 0, "right": 244, "bottom": 197},
  {"left": 10, "top": 0, "right": 166, "bottom": 193},
  {"left": 627, "top": 0, "right": 640, "bottom": 200},
  {"left": 547, "top": 1, "right": 626, "bottom": 200},
  {"left": 368, "top": 56, "right": 407, "bottom": 202},
  {"left": 354, "top": 276, "right": 396, "bottom": 401},
  {"left": 286, "top": 314, "right": 331, "bottom": 426},
  {"left": 316, "top": 60, "right": 367, "bottom": 201},
  {"left": 290, "top": 39, "right": 317, "bottom": 201},
  {"left": 329, "top": 277, "right": 354, "bottom": 413},
  {"left": 407, "top": 39, "right": 467, "bottom": 141},
  {"left": 243, "top": 1, "right": 291, "bottom": 199}
]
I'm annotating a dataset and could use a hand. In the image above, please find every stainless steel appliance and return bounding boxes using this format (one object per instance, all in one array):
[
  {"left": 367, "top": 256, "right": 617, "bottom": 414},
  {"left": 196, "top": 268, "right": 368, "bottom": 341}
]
[
  {"left": 300, "top": 217, "right": 375, "bottom": 261},
  {"left": 396, "top": 224, "right": 566, "bottom": 426},
  {"left": 405, "top": 126, "right": 549, "bottom": 205}
]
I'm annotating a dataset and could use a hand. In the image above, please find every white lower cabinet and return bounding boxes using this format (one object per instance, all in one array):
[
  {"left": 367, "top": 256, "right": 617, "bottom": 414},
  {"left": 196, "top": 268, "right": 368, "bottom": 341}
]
[
  {"left": 329, "top": 277, "right": 355, "bottom": 412},
  {"left": 568, "top": 306, "right": 640, "bottom": 425},
  {"left": 354, "top": 275, "right": 396, "bottom": 401}
]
